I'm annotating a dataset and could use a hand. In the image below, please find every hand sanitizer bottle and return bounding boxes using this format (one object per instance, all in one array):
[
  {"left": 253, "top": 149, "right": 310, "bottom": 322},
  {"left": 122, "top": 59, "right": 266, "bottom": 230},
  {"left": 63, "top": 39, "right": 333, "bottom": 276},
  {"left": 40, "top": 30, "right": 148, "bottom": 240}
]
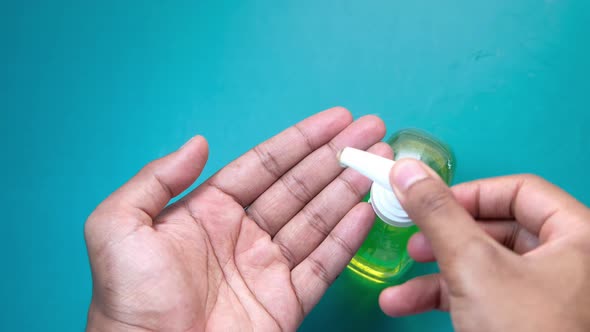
[{"left": 339, "top": 129, "right": 456, "bottom": 284}]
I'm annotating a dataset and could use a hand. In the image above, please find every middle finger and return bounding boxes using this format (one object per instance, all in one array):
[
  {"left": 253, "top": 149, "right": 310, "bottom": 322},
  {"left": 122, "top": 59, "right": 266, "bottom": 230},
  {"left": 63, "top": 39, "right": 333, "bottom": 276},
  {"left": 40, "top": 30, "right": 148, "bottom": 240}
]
[{"left": 246, "top": 115, "right": 385, "bottom": 235}]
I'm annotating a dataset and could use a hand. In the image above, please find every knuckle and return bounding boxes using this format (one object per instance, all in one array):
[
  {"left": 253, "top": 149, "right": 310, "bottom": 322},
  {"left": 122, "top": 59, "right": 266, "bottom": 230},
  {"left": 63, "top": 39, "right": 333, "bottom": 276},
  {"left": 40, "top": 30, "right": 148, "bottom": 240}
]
[
  {"left": 307, "top": 256, "right": 332, "bottom": 285},
  {"left": 326, "top": 141, "right": 341, "bottom": 156},
  {"left": 328, "top": 232, "right": 355, "bottom": 257},
  {"left": 452, "top": 238, "right": 500, "bottom": 270},
  {"left": 246, "top": 205, "right": 278, "bottom": 235},
  {"left": 462, "top": 237, "right": 498, "bottom": 259},
  {"left": 294, "top": 123, "right": 315, "bottom": 153},
  {"left": 445, "top": 238, "right": 500, "bottom": 281},
  {"left": 303, "top": 207, "right": 331, "bottom": 237},
  {"left": 507, "top": 223, "right": 525, "bottom": 251},
  {"left": 281, "top": 172, "right": 313, "bottom": 203},
  {"left": 337, "top": 175, "right": 362, "bottom": 199},
  {"left": 276, "top": 241, "right": 297, "bottom": 268},
  {"left": 413, "top": 184, "right": 453, "bottom": 217},
  {"left": 253, "top": 144, "right": 282, "bottom": 178}
]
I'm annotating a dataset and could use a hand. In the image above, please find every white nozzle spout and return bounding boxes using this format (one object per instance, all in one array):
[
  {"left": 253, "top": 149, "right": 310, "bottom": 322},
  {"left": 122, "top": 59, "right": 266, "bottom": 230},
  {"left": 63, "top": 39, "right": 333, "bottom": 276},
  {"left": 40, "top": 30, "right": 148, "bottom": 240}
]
[
  {"left": 338, "top": 147, "right": 395, "bottom": 192},
  {"left": 338, "top": 147, "right": 413, "bottom": 227}
]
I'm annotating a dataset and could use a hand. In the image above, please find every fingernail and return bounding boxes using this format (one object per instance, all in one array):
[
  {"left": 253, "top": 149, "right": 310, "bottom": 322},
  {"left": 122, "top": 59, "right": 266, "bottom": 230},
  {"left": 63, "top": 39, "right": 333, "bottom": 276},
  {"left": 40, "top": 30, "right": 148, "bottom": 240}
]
[{"left": 392, "top": 159, "right": 429, "bottom": 192}]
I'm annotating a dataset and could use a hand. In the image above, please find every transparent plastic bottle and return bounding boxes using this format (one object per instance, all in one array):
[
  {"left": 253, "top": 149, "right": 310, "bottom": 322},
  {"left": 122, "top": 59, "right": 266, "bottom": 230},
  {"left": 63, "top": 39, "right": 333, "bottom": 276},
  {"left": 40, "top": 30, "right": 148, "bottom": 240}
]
[{"left": 345, "top": 129, "right": 456, "bottom": 284}]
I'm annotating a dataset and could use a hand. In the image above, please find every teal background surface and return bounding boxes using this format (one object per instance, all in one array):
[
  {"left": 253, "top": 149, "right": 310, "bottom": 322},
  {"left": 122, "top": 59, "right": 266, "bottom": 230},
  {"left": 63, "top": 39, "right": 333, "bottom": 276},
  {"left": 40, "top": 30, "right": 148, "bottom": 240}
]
[{"left": 2, "top": 0, "right": 589, "bottom": 330}]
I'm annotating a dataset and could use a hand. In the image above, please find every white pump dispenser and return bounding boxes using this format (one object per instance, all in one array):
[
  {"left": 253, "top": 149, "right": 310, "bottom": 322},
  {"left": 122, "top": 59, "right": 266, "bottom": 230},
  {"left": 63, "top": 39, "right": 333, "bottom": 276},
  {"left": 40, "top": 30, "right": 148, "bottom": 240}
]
[{"left": 338, "top": 147, "right": 413, "bottom": 227}]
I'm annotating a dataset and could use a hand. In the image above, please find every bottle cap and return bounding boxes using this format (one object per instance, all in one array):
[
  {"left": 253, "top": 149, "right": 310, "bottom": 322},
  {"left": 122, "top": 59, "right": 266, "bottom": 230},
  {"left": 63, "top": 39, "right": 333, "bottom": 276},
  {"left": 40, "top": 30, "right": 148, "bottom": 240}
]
[{"left": 338, "top": 147, "right": 413, "bottom": 227}]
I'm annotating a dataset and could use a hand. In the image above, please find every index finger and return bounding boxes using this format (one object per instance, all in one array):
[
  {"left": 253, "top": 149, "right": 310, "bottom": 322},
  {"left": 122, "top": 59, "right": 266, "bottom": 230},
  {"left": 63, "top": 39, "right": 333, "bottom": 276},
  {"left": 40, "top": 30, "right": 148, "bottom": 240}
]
[{"left": 451, "top": 174, "right": 590, "bottom": 242}]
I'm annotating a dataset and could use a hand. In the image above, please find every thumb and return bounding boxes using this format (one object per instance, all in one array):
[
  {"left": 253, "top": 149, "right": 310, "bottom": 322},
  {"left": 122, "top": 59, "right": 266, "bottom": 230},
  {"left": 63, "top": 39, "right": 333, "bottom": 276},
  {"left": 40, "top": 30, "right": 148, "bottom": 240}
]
[
  {"left": 87, "top": 135, "right": 209, "bottom": 238},
  {"left": 389, "top": 159, "right": 491, "bottom": 268}
]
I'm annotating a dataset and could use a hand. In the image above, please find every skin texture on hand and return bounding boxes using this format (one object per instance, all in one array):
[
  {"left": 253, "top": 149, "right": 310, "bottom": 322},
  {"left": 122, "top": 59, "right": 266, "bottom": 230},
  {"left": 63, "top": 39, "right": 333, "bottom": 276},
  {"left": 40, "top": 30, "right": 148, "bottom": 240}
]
[
  {"left": 84, "top": 107, "right": 391, "bottom": 331},
  {"left": 379, "top": 159, "right": 590, "bottom": 332}
]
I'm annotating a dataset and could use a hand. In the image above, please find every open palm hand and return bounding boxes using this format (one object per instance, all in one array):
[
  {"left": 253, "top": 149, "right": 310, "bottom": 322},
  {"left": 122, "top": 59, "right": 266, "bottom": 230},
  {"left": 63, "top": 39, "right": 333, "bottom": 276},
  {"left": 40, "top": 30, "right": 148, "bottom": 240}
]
[{"left": 85, "top": 108, "right": 388, "bottom": 331}]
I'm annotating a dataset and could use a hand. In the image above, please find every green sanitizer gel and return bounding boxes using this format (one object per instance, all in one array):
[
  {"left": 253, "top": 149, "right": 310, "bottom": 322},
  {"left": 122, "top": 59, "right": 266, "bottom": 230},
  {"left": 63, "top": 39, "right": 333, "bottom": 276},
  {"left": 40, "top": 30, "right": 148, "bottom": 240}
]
[{"left": 339, "top": 129, "right": 455, "bottom": 284}]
